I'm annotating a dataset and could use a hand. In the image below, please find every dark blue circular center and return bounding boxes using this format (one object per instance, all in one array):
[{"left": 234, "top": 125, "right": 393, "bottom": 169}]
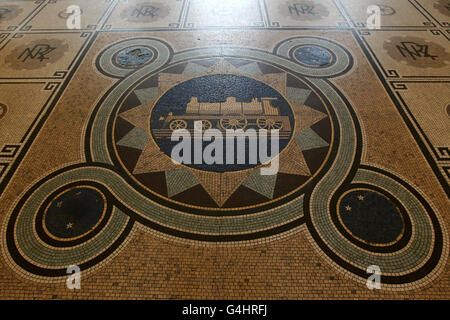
[
  {"left": 294, "top": 45, "right": 333, "bottom": 67},
  {"left": 150, "top": 74, "right": 295, "bottom": 172},
  {"left": 44, "top": 187, "right": 105, "bottom": 239},
  {"left": 339, "top": 190, "right": 403, "bottom": 245},
  {"left": 115, "top": 46, "right": 153, "bottom": 68}
]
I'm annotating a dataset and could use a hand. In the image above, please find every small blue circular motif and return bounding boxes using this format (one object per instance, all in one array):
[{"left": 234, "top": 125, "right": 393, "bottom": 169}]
[
  {"left": 115, "top": 46, "right": 153, "bottom": 68},
  {"left": 294, "top": 45, "right": 333, "bottom": 67}
]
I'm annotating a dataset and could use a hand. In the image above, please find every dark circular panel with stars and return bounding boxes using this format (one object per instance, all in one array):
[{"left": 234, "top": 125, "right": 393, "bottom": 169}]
[
  {"left": 43, "top": 186, "right": 106, "bottom": 240},
  {"left": 293, "top": 45, "right": 335, "bottom": 68},
  {"left": 113, "top": 46, "right": 154, "bottom": 69},
  {"left": 337, "top": 189, "right": 404, "bottom": 245}
]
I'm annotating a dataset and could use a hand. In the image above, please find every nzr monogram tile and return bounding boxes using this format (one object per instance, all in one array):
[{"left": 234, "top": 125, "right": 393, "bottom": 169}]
[
  {"left": 0, "top": 32, "right": 91, "bottom": 79},
  {"left": 360, "top": 30, "right": 450, "bottom": 77},
  {"left": 264, "top": 0, "right": 346, "bottom": 27},
  {"left": 104, "top": 0, "right": 185, "bottom": 29}
]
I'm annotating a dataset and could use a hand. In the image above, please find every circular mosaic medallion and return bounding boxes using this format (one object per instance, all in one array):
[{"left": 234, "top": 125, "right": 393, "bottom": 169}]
[
  {"left": 113, "top": 46, "right": 154, "bottom": 68},
  {"left": 337, "top": 189, "right": 404, "bottom": 245},
  {"left": 43, "top": 186, "right": 106, "bottom": 240},
  {"left": 293, "top": 45, "right": 335, "bottom": 67},
  {"left": 112, "top": 58, "right": 333, "bottom": 210}
]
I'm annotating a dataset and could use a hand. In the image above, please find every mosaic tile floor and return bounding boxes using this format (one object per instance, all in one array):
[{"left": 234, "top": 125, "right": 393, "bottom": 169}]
[{"left": 0, "top": 0, "right": 449, "bottom": 299}]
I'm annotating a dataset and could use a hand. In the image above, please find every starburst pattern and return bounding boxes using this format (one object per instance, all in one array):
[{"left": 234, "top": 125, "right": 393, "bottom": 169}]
[{"left": 114, "top": 58, "right": 331, "bottom": 208}]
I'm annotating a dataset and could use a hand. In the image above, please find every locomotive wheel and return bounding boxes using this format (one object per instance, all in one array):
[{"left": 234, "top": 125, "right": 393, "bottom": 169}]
[
  {"left": 169, "top": 119, "right": 187, "bottom": 130},
  {"left": 257, "top": 118, "right": 283, "bottom": 130},
  {"left": 200, "top": 120, "right": 212, "bottom": 130},
  {"left": 219, "top": 117, "right": 247, "bottom": 130}
]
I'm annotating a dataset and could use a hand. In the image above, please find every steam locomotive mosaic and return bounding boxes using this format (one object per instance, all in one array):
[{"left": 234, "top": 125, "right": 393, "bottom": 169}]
[{"left": 154, "top": 96, "right": 292, "bottom": 139}]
